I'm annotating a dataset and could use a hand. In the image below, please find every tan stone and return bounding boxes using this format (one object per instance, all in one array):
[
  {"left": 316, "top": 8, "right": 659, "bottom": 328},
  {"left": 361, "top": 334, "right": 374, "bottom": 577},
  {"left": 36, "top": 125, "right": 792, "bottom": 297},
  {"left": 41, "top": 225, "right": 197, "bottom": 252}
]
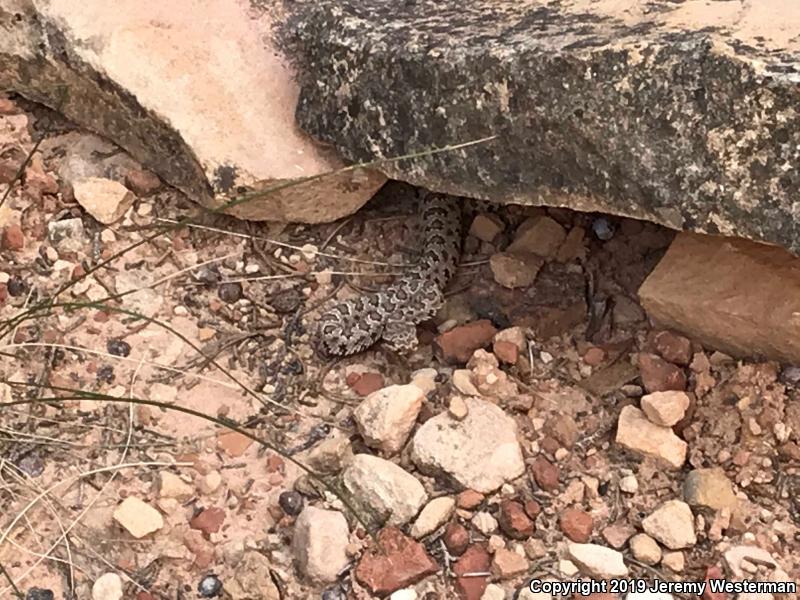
[
  {"left": 72, "top": 177, "right": 135, "bottom": 224},
  {"left": 639, "top": 232, "right": 800, "bottom": 363},
  {"left": 615, "top": 405, "right": 687, "bottom": 469},
  {"left": 113, "top": 496, "right": 163, "bottom": 538}
]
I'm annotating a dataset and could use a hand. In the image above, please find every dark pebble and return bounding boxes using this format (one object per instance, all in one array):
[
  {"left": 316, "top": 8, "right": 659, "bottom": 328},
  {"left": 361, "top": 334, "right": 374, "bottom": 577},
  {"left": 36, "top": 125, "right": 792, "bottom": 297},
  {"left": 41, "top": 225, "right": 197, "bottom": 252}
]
[
  {"left": 106, "top": 339, "right": 131, "bottom": 357},
  {"left": 270, "top": 288, "right": 302, "bottom": 313},
  {"left": 321, "top": 587, "right": 346, "bottom": 600},
  {"left": 96, "top": 364, "right": 115, "bottom": 384},
  {"left": 192, "top": 265, "right": 221, "bottom": 285},
  {"left": 26, "top": 589, "right": 55, "bottom": 600},
  {"left": 198, "top": 574, "right": 223, "bottom": 598},
  {"left": 218, "top": 282, "right": 243, "bottom": 303},
  {"left": 7, "top": 276, "right": 27, "bottom": 296},
  {"left": 592, "top": 217, "right": 615, "bottom": 241},
  {"left": 278, "top": 490, "right": 304, "bottom": 516}
]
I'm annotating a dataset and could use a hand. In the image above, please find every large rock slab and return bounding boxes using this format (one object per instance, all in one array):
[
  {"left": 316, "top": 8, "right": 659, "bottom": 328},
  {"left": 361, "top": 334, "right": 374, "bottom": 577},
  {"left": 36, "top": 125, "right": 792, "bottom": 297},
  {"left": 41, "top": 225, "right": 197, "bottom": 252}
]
[
  {"left": 286, "top": 0, "right": 800, "bottom": 252},
  {"left": 0, "top": 0, "right": 384, "bottom": 222},
  {"left": 639, "top": 232, "right": 800, "bottom": 363}
]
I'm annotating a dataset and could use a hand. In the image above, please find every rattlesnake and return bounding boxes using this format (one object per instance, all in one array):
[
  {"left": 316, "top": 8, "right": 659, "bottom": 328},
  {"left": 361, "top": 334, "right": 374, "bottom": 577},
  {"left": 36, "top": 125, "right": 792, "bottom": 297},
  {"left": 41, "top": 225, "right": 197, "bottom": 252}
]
[{"left": 315, "top": 192, "right": 462, "bottom": 356}]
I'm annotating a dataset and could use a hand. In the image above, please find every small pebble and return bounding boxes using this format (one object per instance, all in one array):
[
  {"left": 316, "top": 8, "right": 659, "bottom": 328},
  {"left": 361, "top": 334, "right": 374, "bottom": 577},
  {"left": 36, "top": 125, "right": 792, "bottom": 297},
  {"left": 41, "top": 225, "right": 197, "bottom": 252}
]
[
  {"left": 278, "top": 490, "right": 304, "bottom": 516},
  {"left": 218, "top": 282, "right": 243, "bottom": 303},
  {"left": 7, "top": 276, "right": 27, "bottom": 296},
  {"left": 592, "top": 217, "right": 615, "bottom": 240},
  {"left": 106, "top": 339, "right": 131, "bottom": 357},
  {"left": 26, "top": 590, "right": 55, "bottom": 600},
  {"left": 198, "top": 574, "right": 223, "bottom": 598}
]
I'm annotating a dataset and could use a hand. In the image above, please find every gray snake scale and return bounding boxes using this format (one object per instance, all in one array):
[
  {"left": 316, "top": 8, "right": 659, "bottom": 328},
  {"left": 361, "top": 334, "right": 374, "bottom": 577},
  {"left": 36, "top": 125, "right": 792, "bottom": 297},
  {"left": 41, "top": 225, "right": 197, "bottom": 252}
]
[{"left": 315, "top": 192, "right": 462, "bottom": 356}]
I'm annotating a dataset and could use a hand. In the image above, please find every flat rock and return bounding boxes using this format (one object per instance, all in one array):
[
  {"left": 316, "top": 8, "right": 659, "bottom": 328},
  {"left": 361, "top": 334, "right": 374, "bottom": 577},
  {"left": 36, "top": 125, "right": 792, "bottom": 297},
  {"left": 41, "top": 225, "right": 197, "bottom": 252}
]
[
  {"left": 354, "top": 384, "right": 424, "bottom": 454},
  {"left": 508, "top": 216, "right": 567, "bottom": 259},
  {"left": 642, "top": 500, "right": 696, "bottom": 550},
  {"left": 113, "top": 496, "right": 163, "bottom": 538},
  {"left": 1, "top": 0, "right": 384, "bottom": 223},
  {"left": 72, "top": 177, "right": 135, "bottom": 224},
  {"left": 354, "top": 527, "right": 438, "bottom": 596},
  {"left": 292, "top": 506, "right": 350, "bottom": 583},
  {"left": 683, "top": 467, "right": 737, "bottom": 511},
  {"left": 157, "top": 471, "right": 193, "bottom": 501},
  {"left": 410, "top": 398, "right": 525, "bottom": 493},
  {"left": 723, "top": 545, "right": 780, "bottom": 579},
  {"left": 433, "top": 320, "right": 498, "bottom": 365},
  {"left": 490, "top": 252, "right": 543, "bottom": 289},
  {"left": 640, "top": 391, "right": 690, "bottom": 427},
  {"left": 615, "top": 405, "right": 687, "bottom": 469},
  {"left": 342, "top": 454, "right": 427, "bottom": 526},
  {"left": 567, "top": 543, "right": 628, "bottom": 578},
  {"left": 287, "top": 1, "right": 800, "bottom": 253},
  {"left": 491, "top": 548, "right": 529, "bottom": 579},
  {"left": 410, "top": 496, "right": 455, "bottom": 539},
  {"left": 640, "top": 233, "right": 800, "bottom": 363}
]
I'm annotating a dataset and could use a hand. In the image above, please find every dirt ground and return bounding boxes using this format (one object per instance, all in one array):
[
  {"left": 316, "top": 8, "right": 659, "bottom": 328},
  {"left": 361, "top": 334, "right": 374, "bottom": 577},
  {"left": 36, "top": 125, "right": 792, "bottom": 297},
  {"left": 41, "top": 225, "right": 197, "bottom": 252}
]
[{"left": 1, "top": 98, "right": 798, "bottom": 599}]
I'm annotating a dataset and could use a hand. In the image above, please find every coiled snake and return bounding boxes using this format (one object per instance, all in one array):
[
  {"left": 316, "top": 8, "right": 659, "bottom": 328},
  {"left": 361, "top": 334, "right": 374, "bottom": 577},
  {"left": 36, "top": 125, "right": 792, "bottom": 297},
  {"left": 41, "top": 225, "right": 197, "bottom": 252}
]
[{"left": 314, "top": 192, "right": 462, "bottom": 356}]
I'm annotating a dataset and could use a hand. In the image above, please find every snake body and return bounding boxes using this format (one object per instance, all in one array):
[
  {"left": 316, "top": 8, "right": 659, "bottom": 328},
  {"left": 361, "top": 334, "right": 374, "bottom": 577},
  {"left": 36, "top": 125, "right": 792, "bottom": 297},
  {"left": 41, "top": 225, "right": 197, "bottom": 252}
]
[{"left": 315, "top": 192, "right": 462, "bottom": 356}]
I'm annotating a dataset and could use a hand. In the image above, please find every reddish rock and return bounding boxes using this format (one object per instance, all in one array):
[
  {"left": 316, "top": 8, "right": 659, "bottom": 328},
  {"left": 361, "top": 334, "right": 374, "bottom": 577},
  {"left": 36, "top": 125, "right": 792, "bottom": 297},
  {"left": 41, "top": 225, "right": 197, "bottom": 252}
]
[
  {"left": 189, "top": 507, "right": 226, "bottom": 535},
  {"left": 217, "top": 431, "right": 254, "bottom": 457},
  {"left": 354, "top": 527, "right": 438, "bottom": 596},
  {"left": 124, "top": 167, "right": 162, "bottom": 196},
  {"left": 530, "top": 456, "right": 559, "bottom": 491},
  {"left": 703, "top": 565, "right": 727, "bottom": 600},
  {"left": 540, "top": 436, "right": 561, "bottom": 455},
  {"left": 434, "top": 320, "right": 498, "bottom": 364},
  {"left": 508, "top": 216, "right": 566, "bottom": 259},
  {"left": 443, "top": 521, "right": 470, "bottom": 556},
  {"left": 71, "top": 264, "right": 86, "bottom": 280},
  {"left": 265, "top": 454, "right": 285, "bottom": 473},
  {"left": 524, "top": 499, "right": 542, "bottom": 520},
  {"left": 136, "top": 593, "right": 155, "bottom": 600},
  {"left": 497, "top": 500, "right": 534, "bottom": 539},
  {"left": 559, "top": 507, "right": 593, "bottom": 543},
  {"left": 2, "top": 224, "right": 24, "bottom": 251},
  {"left": 652, "top": 330, "right": 693, "bottom": 366},
  {"left": 638, "top": 352, "right": 686, "bottom": 393},
  {"left": 639, "top": 232, "right": 800, "bottom": 364},
  {"left": 183, "top": 529, "right": 214, "bottom": 568},
  {"left": 24, "top": 160, "right": 59, "bottom": 197},
  {"left": 453, "top": 543, "right": 490, "bottom": 600},
  {"left": 348, "top": 372, "right": 385, "bottom": 396},
  {"left": 456, "top": 489, "right": 485, "bottom": 510},
  {"left": 493, "top": 340, "right": 519, "bottom": 364},
  {"left": 583, "top": 346, "right": 606, "bottom": 366}
]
